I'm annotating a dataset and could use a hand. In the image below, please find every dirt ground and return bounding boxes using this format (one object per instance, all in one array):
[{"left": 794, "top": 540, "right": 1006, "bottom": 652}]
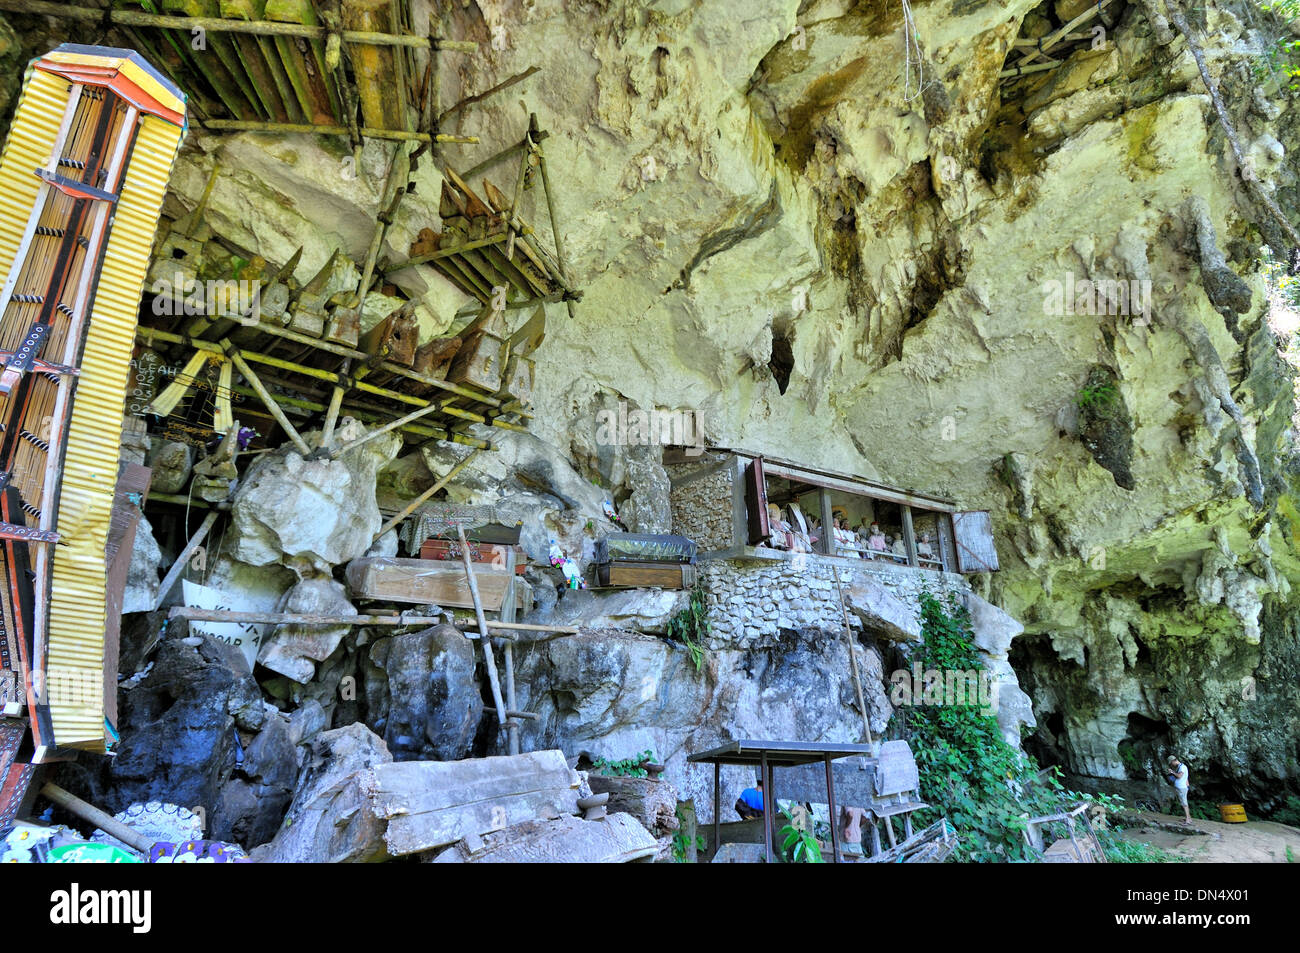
[{"left": 1116, "top": 811, "right": 1300, "bottom": 863}]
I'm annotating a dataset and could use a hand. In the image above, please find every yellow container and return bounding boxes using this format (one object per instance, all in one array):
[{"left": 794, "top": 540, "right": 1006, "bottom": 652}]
[{"left": 1219, "top": 803, "right": 1247, "bottom": 823}]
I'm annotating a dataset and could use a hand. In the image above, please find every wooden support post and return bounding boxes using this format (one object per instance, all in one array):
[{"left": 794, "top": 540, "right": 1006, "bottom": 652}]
[
  {"left": 819, "top": 488, "right": 835, "bottom": 557},
  {"left": 531, "top": 113, "right": 577, "bottom": 319},
  {"left": 321, "top": 357, "right": 349, "bottom": 447},
  {"left": 221, "top": 338, "right": 312, "bottom": 456},
  {"left": 200, "top": 119, "right": 477, "bottom": 143},
  {"left": 901, "top": 505, "right": 918, "bottom": 568},
  {"left": 373, "top": 448, "right": 481, "bottom": 542},
  {"left": 831, "top": 566, "right": 874, "bottom": 746},
  {"left": 153, "top": 509, "right": 221, "bottom": 612},
  {"left": 459, "top": 525, "right": 509, "bottom": 736},
  {"left": 501, "top": 548, "right": 520, "bottom": 755},
  {"left": 329, "top": 397, "right": 452, "bottom": 459},
  {"left": 40, "top": 784, "right": 154, "bottom": 853}
]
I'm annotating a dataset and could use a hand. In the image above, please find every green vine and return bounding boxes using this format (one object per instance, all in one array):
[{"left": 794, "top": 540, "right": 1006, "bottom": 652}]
[
  {"left": 667, "top": 583, "right": 709, "bottom": 672},
  {"left": 899, "top": 593, "right": 1063, "bottom": 861}
]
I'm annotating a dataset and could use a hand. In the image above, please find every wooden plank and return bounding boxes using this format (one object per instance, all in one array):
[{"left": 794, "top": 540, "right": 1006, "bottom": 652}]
[
  {"left": 952, "top": 510, "right": 1000, "bottom": 573},
  {"left": 743, "top": 456, "right": 769, "bottom": 545},
  {"left": 367, "top": 750, "right": 580, "bottom": 856},
  {"left": 344, "top": 556, "right": 516, "bottom": 609},
  {"left": 595, "top": 562, "right": 695, "bottom": 589},
  {"left": 103, "top": 464, "right": 153, "bottom": 729}
]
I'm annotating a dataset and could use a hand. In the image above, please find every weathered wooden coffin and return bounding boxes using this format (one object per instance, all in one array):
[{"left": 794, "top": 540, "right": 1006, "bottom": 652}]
[
  {"left": 418, "top": 538, "right": 526, "bottom": 572},
  {"left": 346, "top": 556, "right": 521, "bottom": 610},
  {"left": 595, "top": 561, "right": 697, "bottom": 589},
  {"left": 431, "top": 812, "right": 656, "bottom": 864},
  {"left": 446, "top": 327, "right": 504, "bottom": 392},
  {"left": 501, "top": 351, "right": 534, "bottom": 406},
  {"left": 366, "top": 749, "right": 581, "bottom": 856}
]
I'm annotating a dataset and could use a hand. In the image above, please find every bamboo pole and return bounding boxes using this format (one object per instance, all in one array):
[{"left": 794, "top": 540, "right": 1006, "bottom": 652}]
[
  {"left": 373, "top": 448, "right": 481, "bottom": 541},
  {"left": 167, "top": 605, "right": 580, "bottom": 634},
  {"left": 138, "top": 326, "right": 504, "bottom": 409},
  {"left": 220, "top": 338, "right": 312, "bottom": 455},
  {"left": 40, "top": 784, "right": 156, "bottom": 853},
  {"left": 501, "top": 548, "right": 520, "bottom": 755},
  {"left": 532, "top": 114, "right": 577, "bottom": 319},
  {"left": 459, "top": 525, "right": 509, "bottom": 733},
  {"left": 321, "top": 356, "right": 349, "bottom": 446},
  {"left": 200, "top": 119, "right": 477, "bottom": 143},
  {"left": 0, "top": 1, "right": 475, "bottom": 48},
  {"left": 440, "top": 65, "right": 540, "bottom": 122},
  {"left": 831, "top": 566, "right": 874, "bottom": 746},
  {"left": 329, "top": 397, "right": 452, "bottom": 458},
  {"left": 154, "top": 509, "right": 222, "bottom": 612}
]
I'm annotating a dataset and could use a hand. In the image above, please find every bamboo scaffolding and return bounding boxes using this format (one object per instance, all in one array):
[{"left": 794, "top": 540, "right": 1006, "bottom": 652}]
[
  {"left": 139, "top": 326, "right": 505, "bottom": 408},
  {"left": 154, "top": 509, "right": 221, "bottom": 611},
  {"left": 1000, "top": 0, "right": 1116, "bottom": 79},
  {"left": 168, "top": 605, "right": 581, "bottom": 635},
  {"left": 0, "top": 1, "right": 477, "bottom": 49},
  {"left": 200, "top": 119, "right": 478, "bottom": 143},
  {"left": 373, "top": 447, "right": 481, "bottom": 541},
  {"left": 440, "top": 66, "right": 540, "bottom": 122},
  {"left": 220, "top": 338, "right": 312, "bottom": 455}
]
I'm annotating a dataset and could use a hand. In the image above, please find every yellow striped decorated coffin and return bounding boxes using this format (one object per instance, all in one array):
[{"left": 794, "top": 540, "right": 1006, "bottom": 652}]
[{"left": 0, "top": 45, "right": 185, "bottom": 759}]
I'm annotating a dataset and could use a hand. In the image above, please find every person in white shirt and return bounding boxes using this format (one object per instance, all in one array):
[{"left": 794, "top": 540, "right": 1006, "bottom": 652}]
[{"left": 1167, "top": 755, "right": 1191, "bottom": 824}]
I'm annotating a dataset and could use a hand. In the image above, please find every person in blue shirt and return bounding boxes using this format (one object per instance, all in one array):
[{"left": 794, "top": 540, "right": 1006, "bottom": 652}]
[{"left": 735, "top": 780, "right": 764, "bottom": 820}]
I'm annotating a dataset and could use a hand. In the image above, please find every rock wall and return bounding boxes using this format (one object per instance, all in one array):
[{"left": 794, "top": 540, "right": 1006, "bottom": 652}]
[
  {"left": 667, "top": 462, "right": 735, "bottom": 551},
  {"left": 698, "top": 556, "right": 967, "bottom": 646}
]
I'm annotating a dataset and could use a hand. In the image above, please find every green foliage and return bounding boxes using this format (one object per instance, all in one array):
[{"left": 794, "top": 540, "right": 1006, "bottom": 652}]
[
  {"left": 1076, "top": 380, "right": 1120, "bottom": 412},
  {"left": 1288, "top": 845, "right": 1295, "bottom": 863},
  {"left": 1188, "top": 798, "right": 1219, "bottom": 821},
  {"left": 1255, "top": 0, "right": 1300, "bottom": 91},
  {"left": 900, "top": 592, "right": 1066, "bottom": 861},
  {"left": 592, "top": 749, "right": 656, "bottom": 778},
  {"left": 670, "top": 829, "right": 705, "bottom": 862},
  {"left": 1270, "top": 794, "right": 1300, "bottom": 827},
  {"left": 1101, "top": 836, "right": 1187, "bottom": 863},
  {"left": 778, "top": 814, "right": 824, "bottom": 863},
  {"left": 667, "top": 583, "right": 709, "bottom": 672}
]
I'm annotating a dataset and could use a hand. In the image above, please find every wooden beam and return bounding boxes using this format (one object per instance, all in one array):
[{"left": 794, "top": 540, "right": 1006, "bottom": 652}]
[
  {"left": 39, "top": 784, "right": 154, "bottom": 853},
  {"left": 440, "top": 66, "right": 540, "bottom": 122},
  {"left": 0, "top": 1, "right": 475, "bottom": 49},
  {"left": 153, "top": 509, "right": 220, "bottom": 611},
  {"left": 200, "top": 119, "right": 477, "bottom": 143},
  {"left": 901, "top": 505, "right": 919, "bottom": 568},
  {"left": 373, "top": 448, "right": 482, "bottom": 541},
  {"left": 818, "top": 488, "right": 834, "bottom": 557},
  {"left": 459, "top": 525, "right": 509, "bottom": 734},
  {"left": 221, "top": 338, "right": 312, "bottom": 455}
]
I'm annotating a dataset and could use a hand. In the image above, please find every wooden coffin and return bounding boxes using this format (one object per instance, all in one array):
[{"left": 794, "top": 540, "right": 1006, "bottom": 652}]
[
  {"left": 346, "top": 557, "right": 522, "bottom": 610},
  {"left": 363, "top": 304, "right": 420, "bottom": 366},
  {"left": 418, "top": 538, "right": 526, "bottom": 573},
  {"left": 325, "top": 306, "right": 361, "bottom": 348},
  {"left": 501, "top": 351, "right": 534, "bottom": 406},
  {"left": 596, "top": 561, "right": 697, "bottom": 589},
  {"left": 446, "top": 328, "right": 503, "bottom": 392}
]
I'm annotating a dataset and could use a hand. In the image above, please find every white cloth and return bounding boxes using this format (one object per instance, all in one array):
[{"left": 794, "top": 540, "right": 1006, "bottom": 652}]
[{"left": 1172, "top": 763, "right": 1189, "bottom": 791}]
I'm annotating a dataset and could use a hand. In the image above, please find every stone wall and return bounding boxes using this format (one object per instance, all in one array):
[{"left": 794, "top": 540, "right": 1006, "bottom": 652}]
[
  {"left": 699, "top": 555, "right": 968, "bottom": 647},
  {"left": 668, "top": 463, "right": 734, "bottom": 551}
]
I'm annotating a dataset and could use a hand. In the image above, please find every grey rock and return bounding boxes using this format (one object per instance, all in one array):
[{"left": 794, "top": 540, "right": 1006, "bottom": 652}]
[
  {"left": 257, "top": 577, "right": 358, "bottom": 683},
  {"left": 374, "top": 624, "right": 483, "bottom": 762},
  {"left": 844, "top": 576, "right": 922, "bottom": 642},
  {"left": 524, "top": 587, "right": 689, "bottom": 634},
  {"left": 122, "top": 513, "right": 162, "bottom": 614}
]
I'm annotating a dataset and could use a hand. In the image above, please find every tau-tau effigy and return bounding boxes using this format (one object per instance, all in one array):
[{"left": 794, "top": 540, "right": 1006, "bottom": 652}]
[{"left": 0, "top": 45, "right": 185, "bottom": 787}]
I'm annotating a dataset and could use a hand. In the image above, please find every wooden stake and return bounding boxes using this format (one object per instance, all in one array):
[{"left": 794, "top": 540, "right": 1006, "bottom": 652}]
[
  {"left": 831, "top": 566, "right": 874, "bottom": 746},
  {"left": 201, "top": 118, "right": 477, "bottom": 143},
  {"left": 40, "top": 783, "right": 155, "bottom": 853},
  {"left": 459, "top": 525, "right": 508, "bottom": 733},
  {"left": 154, "top": 509, "right": 221, "bottom": 612},
  {"left": 373, "top": 448, "right": 481, "bottom": 541}
]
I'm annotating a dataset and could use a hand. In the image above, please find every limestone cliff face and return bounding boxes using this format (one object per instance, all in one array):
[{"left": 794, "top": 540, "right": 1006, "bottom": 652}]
[{"left": 5, "top": 0, "right": 1296, "bottom": 806}]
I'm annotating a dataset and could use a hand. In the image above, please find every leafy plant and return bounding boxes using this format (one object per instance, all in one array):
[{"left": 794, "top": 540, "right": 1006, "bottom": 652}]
[
  {"left": 1076, "top": 380, "right": 1119, "bottom": 411},
  {"left": 592, "top": 749, "right": 656, "bottom": 778},
  {"left": 779, "top": 814, "right": 824, "bottom": 863},
  {"left": 671, "top": 829, "right": 705, "bottom": 862},
  {"left": 667, "top": 583, "right": 709, "bottom": 672},
  {"left": 1255, "top": 0, "right": 1300, "bottom": 91},
  {"left": 1101, "top": 836, "right": 1187, "bottom": 863},
  {"left": 898, "top": 592, "right": 1070, "bottom": 861}
]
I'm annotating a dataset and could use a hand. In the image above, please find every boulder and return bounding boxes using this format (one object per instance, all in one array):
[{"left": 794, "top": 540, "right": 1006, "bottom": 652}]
[
  {"left": 844, "top": 577, "right": 922, "bottom": 642},
  {"left": 257, "top": 577, "right": 358, "bottom": 683},
  {"left": 228, "top": 419, "right": 401, "bottom": 577},
  {"left": 962, "top": 590, "right": 1024, "bottom": 657},
  {"left": 249, "top": 723, "right": 394, "bottom": 864},
  {"left": 215, "top": 711, "right": 297, "bottom": 847},
  {"left": 122, "top": 513, "right": 162, "bottom": 614},
  {"left": 370, "top": 624, "right": 483, "bottom": 762},
  {"left": 108, "top": 632, "right": 264, "bottom": 829},
  {"left": 524, "top": 587, "right": 689, "bottom": 634}
]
